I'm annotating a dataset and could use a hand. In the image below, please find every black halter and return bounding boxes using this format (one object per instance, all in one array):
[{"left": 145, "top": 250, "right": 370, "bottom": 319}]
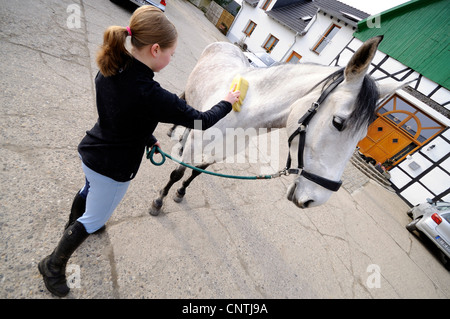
[{"left": 285, "top": 75, "right": 345, "bottom": 192}]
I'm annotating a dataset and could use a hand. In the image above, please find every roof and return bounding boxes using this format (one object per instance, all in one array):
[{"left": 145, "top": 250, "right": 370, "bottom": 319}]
[
  {"left": 224, "top": 1, "right": 242, "bottom": 16},
  {"left": 266, "top": 0, "right": 317, "bottom": 33},
  {"left": 243, "top": 0, "right": 260, "bottom": 7},
  {"left": 354, "top": 0, "right": 450, "bottom": 90},
  {"left": 266, "top": 0, "right": 369, "bottom": 34},
  {"left": 314, "top": 0, "right": 369, "bottom": 25}
]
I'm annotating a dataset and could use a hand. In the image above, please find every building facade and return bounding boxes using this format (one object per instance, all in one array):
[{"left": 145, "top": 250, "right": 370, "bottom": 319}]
[{"left": 227, "top": 0, "right": 369, "bottom": 65}]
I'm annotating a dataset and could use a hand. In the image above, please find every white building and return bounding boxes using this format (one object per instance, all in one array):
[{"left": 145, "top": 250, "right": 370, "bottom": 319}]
[{"left": 227, "top": 0, "right": 369, "bottom": 65}]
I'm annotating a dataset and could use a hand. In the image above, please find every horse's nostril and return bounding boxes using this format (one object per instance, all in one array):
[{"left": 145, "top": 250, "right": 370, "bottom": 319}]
[{"left": 303, "top": 200, "right": 314, "bottom": 208}]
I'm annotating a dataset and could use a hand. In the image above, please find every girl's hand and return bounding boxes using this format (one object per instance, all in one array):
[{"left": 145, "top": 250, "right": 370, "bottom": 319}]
[
  {"left": 151, "top": 141, "right": 161, "bottom": 154},
  {"left": 224, "top": 84, "right": 240, "bottom": 105}
]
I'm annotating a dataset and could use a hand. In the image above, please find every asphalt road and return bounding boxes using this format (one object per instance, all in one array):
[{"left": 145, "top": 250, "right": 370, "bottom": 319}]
[{"left": 0, "top": 0, "right": 449, "bottom": 303}]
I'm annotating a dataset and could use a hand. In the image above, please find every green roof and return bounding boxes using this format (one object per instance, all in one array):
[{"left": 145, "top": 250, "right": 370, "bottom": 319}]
[{"left": 354, "top": 0, "right": 450, "bottom": 90}]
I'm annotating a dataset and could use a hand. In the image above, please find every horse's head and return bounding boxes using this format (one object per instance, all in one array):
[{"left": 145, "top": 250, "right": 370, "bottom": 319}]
[{"left": 286, "top": 36, "right": 404, "bottom": 208}]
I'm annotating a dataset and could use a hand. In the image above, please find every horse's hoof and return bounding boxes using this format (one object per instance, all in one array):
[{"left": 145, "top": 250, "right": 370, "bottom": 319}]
[
  {"left": 173, "top": 189, "right": 185, "bottom": 203},
  {"left": 149, "top": 206, "right": 161, "bottom": 216},
  {"left": 149, "top": 199, "right": 162, "bottom": 216},
  {"left": 173, "top": 193, "right": 184, "bottom": 203}
]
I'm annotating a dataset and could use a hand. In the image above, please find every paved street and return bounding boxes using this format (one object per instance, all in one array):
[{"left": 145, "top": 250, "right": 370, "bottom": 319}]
[{"left": 0, "top": 0, "right": 449, "bottom": 302}]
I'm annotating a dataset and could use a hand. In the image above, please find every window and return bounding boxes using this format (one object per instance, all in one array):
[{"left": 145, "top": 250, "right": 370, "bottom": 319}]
[
  {"left": 261, "top": 0, "right": 272, "bottom": 10},
  {"left": 312, "top": 24, "right": 341, "bottom": 54},
  {"left": 286, "top": 51, "right": 302, "bottom": 64},
  {"left": 243, "top": 20, "right": 257, "bottom": 37},
  {"left": 263, "top": 35, "right": 279, "bottom": 53}
]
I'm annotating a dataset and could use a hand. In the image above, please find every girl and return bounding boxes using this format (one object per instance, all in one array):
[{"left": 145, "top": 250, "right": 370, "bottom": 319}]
[{"left": 38, "top": 5, "right": 240, "bottom": 297}]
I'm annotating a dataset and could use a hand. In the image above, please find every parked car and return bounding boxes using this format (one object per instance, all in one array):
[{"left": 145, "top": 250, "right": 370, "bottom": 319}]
[
  {"left": 243, "top": 51, "right": 276, "bottom": 68},
  {"left": 406, "top": 199, "right": 450, "bottom": 268},
  {"left": 110, "top": 0, "right": 166, "bottom": 12}
]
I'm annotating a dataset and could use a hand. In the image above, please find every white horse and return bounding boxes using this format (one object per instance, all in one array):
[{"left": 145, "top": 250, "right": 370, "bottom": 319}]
[{"left": 150, "top": 36, "right": 402, "bottom": 214}]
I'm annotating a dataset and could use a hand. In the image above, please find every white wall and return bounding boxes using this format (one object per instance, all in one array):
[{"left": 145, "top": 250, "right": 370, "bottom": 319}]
[
  {"left": 293, "top": 11, "right": 355, "bottom": 65},
  {"left": 228, "top": 2, "right": 355, "bottom": 65},
  {"left": 390, "top": 129, "right": 450, "bottom": 205},
  {"left": 228, "top": 0, "right": 286, "bottom": 58}
]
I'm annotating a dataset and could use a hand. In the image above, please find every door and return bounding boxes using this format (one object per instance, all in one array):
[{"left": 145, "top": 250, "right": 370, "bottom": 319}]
[{"left": 357, "top": 94, "right": 445, "bottom": 168}]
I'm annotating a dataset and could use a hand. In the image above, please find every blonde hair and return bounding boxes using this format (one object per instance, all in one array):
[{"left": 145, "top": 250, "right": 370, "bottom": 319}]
[{"left": 96, "top": 6, "right": 178, "bottom": 77}]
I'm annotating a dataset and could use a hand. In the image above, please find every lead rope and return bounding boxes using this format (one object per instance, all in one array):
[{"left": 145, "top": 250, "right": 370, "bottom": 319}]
[{"left": 146, "top": 146, "right": 287, "bottom": 180}]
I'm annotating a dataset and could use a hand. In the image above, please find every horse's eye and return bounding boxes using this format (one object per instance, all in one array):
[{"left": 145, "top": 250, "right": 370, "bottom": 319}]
[{"left": 332, "top": 116, "right": 346, "bottom": 132}]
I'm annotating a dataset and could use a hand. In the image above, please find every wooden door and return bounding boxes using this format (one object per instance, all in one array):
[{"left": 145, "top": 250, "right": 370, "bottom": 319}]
[{"left": 358, "top": 117, "right": 414, "bottom": 165}]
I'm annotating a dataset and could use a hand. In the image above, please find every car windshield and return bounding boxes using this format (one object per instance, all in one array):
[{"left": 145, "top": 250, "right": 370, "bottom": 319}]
[{"left": 255, "top": 52, "right": 275, "bottom": 66}]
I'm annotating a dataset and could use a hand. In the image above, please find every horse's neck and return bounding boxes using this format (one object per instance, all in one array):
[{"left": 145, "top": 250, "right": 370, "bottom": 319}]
[{"left": 243, "top": 64, "right": 336, "bottom": 129}]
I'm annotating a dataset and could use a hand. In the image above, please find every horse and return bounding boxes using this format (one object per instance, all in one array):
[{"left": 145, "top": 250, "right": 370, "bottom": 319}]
[{"left": 149, "top": 36, "right": 403, "bottom": 215}]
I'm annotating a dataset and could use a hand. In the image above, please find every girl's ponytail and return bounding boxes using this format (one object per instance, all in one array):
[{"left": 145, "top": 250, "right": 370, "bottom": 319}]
[
  {"left": 96, "top": 26, "right": 131, "bottom": 77},
  {"left": 96, "top": 6, "right": 177, "bottom": 77}
]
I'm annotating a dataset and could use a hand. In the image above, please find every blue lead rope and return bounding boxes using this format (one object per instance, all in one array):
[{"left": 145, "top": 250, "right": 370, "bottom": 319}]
[{"left": 146, "top": 146, "right": 278, "bottom": 180}]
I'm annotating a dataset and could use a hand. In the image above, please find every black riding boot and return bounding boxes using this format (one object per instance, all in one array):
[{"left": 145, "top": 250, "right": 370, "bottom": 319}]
[
  {"left": 64, "top": 191, "right": 86, "bottom": 230},
  {"left": 65, "top": 190, "right": 105, "bottom": 233},
  {"left": 38, "top": 221, "right": 89, "bottom": 297}
]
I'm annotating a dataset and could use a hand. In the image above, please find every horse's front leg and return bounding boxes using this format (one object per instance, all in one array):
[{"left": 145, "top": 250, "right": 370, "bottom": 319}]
[
  {"left": 173, "top": 163, "right": 210, "bottom": 203},
  {"left": 167, "top": 124, "right": 177, "bottom": 137},
  {"left": 150, "top": 165, "right": 187, "bottom": 216}
]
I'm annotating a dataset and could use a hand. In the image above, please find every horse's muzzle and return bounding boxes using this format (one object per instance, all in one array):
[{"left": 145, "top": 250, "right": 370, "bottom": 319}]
[{"left": 287, "top": 184, "right": 314, "bottom": 208}]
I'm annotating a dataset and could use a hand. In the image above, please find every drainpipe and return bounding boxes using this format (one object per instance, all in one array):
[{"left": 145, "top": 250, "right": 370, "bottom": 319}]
[
  {"left": 282, "top": 32, "right": 299, "bottom": 61},
  {"left": 281, "top": 8, "right": 319, "bottom": 62}
]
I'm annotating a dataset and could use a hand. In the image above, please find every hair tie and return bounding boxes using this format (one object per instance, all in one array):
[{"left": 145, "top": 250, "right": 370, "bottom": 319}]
[{"left": 126, "top": 26, "right": 132, "bottom": 37}]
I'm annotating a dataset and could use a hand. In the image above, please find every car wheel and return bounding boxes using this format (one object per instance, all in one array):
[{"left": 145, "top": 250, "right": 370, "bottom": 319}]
[
  {"left": 439, "top": 253, "right": 450, "bottom": 270},
  {"left": 406, "top": 218, "right": 421, "bottom": 232},
  {"left": 445, "top": 258, "right": 450, "bottom": 271}
]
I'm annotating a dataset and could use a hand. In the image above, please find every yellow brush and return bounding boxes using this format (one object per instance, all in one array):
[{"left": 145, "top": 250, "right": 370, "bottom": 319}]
[{"left": 229, "top": 75, "right": 249, "bottom": 112}]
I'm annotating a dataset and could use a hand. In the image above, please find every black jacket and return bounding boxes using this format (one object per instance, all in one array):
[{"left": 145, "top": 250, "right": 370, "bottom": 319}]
[{"left": 78, "top": 57, "right": 231, "bottom": 182}]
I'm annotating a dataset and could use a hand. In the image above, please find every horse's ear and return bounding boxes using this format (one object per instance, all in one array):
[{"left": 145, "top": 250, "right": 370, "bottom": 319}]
[
  {"left": 344, "top": 36, "right": 383, "bottom": 83},
  {"left": 377, "top": 78, "right": 416, "bottom": 100}
]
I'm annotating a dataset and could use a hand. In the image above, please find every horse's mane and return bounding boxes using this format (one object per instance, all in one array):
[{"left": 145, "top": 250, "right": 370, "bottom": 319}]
[{"left": 312, "top": 68, "right": 379, "bottom": 133}]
